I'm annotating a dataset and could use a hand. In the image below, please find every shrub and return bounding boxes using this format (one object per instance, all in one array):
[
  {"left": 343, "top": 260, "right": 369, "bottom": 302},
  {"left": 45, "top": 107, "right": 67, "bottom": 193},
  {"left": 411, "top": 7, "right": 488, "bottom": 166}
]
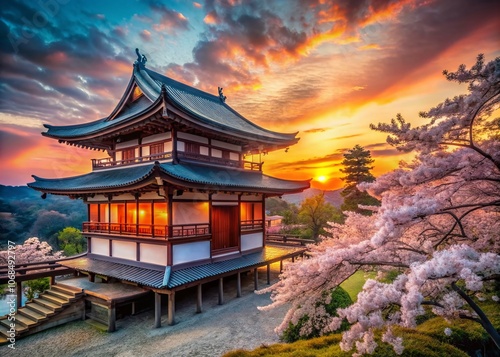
[
  {"left": 24, "top": 277, "right": 50, "bottom": 301},
  {"left": 281, "top": 287, "right": 352, "bottom": 343}
]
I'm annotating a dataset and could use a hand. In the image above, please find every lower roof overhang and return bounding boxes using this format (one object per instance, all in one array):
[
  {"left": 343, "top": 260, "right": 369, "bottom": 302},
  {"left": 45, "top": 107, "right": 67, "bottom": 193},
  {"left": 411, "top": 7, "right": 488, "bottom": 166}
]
[{"left": 28, "top": 161, "right": 310, "bottom": 197}]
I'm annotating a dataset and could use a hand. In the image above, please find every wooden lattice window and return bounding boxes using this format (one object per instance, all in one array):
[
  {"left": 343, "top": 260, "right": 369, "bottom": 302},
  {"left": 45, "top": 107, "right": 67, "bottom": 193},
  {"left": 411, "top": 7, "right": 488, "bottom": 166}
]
[{"left": 150, "top": 143, "right": 164, "bottom": 157}]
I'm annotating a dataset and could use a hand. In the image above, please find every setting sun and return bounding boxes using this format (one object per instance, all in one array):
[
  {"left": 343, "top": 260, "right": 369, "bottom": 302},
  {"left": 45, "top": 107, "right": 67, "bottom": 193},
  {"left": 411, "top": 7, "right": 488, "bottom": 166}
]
[{"left": 316, "top": 175, "right": 328, "bottom": 183}]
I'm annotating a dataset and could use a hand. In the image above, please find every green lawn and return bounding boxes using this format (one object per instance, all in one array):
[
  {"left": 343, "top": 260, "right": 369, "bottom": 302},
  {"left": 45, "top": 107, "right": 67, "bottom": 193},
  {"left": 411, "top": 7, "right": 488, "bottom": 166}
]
[{"left": 339, "top": 270, "right": 376, "bottom": 301}]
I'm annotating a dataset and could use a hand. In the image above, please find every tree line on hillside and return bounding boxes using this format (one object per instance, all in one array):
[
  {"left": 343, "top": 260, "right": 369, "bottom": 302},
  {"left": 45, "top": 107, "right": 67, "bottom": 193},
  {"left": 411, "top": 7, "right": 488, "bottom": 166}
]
[
  {"left": 0, "top": 185, "right": 86, "bottom": 249},
  {"left": 266, "top": 145, "right": 380, "bottom": 241}
]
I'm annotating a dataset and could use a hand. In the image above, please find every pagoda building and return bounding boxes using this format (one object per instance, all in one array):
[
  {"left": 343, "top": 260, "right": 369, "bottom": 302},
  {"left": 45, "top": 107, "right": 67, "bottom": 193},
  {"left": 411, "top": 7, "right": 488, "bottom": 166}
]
[{"left": 28, "top": 49, "right": 309, "bottom": 327}]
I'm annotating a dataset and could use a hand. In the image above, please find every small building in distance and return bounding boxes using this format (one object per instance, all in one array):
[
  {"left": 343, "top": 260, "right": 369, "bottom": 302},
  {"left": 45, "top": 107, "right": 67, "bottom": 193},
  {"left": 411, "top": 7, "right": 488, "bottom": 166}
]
[{"left": 28, "top": 49, "right": 309, "bottom": 328}]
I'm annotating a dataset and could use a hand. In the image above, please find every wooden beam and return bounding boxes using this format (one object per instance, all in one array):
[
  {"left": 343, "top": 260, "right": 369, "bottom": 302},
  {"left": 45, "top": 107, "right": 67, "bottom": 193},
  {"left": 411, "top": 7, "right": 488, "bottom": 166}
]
[
  {"left": 236, "top": 271, "right": 241, "bottom": 298},
  {"left": 254, "top": 268, "right": 258, "bottom": 290},
  {"left": 266, "top": 264, "right": 271, "bottom": 285},
  {"left": 218, "top": 278, "right": 224, "bottom": 305},
  {"left": 167, "top": 292, "right": 175, "bottom": 326},
  {"left": 154, "top": 292, "right": 162, "bottom": 328},
  {"left": 196, "top": 284, "right": 202, "bottom": 313}
]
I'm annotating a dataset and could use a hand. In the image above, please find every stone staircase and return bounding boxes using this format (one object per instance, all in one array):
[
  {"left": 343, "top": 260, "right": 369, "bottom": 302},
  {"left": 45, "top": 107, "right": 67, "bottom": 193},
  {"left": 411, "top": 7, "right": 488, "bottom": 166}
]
[{"left": 0, "top": 284, "right": 84, "bottom": 344}]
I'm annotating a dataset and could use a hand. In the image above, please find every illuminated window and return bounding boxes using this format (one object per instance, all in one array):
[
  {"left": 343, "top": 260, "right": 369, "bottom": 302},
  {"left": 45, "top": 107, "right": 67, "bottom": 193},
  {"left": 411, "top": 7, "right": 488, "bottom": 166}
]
[
  {"left": 138, "top": 203, "right": 151, "bottom": 225},
  {"left": 89, "top": 204, "right": 99, "bottom": 222},
  {"left": 132, "top": 86, "right": 143, "bottom": 101},
  {"left": 154, "top": 202, "right": 168, "bottom": 226}
]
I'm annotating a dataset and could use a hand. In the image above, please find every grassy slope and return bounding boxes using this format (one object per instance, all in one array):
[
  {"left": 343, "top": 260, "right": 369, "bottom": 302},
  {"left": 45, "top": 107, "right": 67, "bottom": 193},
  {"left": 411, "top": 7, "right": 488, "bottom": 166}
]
[{"left": 224, "top": 271, "right": 499, "bottom": 357}]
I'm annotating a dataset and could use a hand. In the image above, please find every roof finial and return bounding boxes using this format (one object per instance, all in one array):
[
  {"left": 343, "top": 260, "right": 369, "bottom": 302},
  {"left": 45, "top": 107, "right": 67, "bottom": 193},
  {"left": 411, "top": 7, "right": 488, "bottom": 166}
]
[
  {"left": 218, "top": 87, "right": 226, "bottom": 103},
  {"left": 135, "top": 48, "right": 147, "bottom": 68}
]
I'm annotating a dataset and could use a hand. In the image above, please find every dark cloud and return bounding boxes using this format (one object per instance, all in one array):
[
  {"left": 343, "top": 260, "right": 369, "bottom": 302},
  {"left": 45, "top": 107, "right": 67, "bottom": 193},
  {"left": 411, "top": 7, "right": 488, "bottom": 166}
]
[
  {"left": 0, "top": 2, "right": 134, "bottom": 126},
  {"left": 304, "top": 128, "right": 328, "bottom": 133},
  {"left": 268, "top": 152, "right": 345, "bottom": 171},
  {"left": 330, "top": 134, "right": 363, "bottom": 140},
  {"left": 149, "top": 1, "right": 190, "bottom": 34}
]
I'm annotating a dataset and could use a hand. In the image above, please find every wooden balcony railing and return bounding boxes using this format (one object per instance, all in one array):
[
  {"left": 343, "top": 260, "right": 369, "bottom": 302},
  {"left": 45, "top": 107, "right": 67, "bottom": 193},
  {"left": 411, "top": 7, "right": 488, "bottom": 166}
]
[
  {"left": 92, "top": 152, "right": 172, "bottom": 170},
  {"left": 241, "top": 219, "right": 264, "bottom": 230},
  {"left": 82, "top": 222, "right": 210, "bottom": 239}
]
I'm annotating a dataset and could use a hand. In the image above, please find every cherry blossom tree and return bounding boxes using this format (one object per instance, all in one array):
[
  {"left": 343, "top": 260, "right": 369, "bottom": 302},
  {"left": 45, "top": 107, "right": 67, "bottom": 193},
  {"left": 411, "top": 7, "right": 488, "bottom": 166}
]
[
  {"left": 0, "top": 237, "right": 64, "bottom": 265},
  {"left": 259, "top": 54, "right": 500, "bottom": 354}
]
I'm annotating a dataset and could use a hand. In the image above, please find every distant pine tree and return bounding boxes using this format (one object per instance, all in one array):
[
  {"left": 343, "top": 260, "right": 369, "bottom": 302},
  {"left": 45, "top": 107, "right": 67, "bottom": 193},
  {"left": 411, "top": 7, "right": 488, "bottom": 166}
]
[{"left": 340, "top": 145, "right": 380, "bottom": 215}]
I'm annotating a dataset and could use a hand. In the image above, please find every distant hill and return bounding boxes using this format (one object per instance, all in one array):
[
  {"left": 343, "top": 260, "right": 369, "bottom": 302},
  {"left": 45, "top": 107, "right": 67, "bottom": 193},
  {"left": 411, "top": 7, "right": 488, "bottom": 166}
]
[
  {"left": 282, "top": 188, "right": 344, "bottom": 208},
  {"left": 0, "top": 185, "right": 86, "bottom": 247}
]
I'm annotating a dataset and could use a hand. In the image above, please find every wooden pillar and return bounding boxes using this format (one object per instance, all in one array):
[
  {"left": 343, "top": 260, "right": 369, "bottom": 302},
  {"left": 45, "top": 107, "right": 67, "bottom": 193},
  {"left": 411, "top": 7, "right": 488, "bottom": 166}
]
[
  {"left": 131, "top": 301, "right": 136, "bottom": 316},
  {"left": 16, "top": 282, "right": 22, "bottom": 309},
  {"left": 236, "top": 271, "right": 242, "bottom": 298},
  {"left": 218, "top": 278, "right": 224, "bottom": 305},
  {"left": 88, "top": 273, "right": 95, "bottom": 282},
  {"left": 266, "top": 264, "right": 271, "bottom": 285},
  {"left": 167, "top": 292, "right": 175, "bottom": 326},
  {"left": 254, "top": 268, "right": 258, "bottom": 290},
  {"left": 292, "top": 256, "right": 295, "bottom": 263},
  {"left": 50, "top": 275, "right": 56, "bottom": 285},
  {"left": 154, "top": 292, "right": 162, "bottom": 328},
  {"left": 108, "top": 302, "right": 116, "bottom": 332},
  {"left": 280, "top": 260, "right": 283, "bottom": 272},
  {"left": 196, "top": 284, "right": 202, "bottom": 313}
]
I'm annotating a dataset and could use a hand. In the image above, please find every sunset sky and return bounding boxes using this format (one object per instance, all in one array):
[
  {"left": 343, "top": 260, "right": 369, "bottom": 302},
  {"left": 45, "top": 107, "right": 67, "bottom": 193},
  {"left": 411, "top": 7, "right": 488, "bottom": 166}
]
[{"left": 0, "top": 0, "right": 498, "bottom": 190}]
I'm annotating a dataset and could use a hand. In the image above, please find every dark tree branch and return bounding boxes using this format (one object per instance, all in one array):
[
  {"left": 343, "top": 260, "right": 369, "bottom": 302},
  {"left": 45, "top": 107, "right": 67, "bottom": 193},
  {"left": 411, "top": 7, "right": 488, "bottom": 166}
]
[{"left": 451, "top": 282, "right": 500, "bottom": 350}]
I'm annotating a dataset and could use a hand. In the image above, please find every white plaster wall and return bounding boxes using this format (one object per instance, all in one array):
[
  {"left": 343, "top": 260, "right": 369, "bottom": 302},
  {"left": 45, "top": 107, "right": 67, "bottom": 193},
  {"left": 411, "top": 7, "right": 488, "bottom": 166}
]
[
  {"left": 178, "top": 132, "right": 208, "bottom": 144},
  {"left": 112, "top": 193, "right": 135, "bottom": 201},
  {"left": 164, "top": 141, "right": 172, "bottom": 152},
  {"left": 139, "top": 192, "right": 164, "bottom": 200},
  {"left": 142, "top": 146, "right": 150, "bottom": 157},
  {"left": 91, "top": 238, "right": 109, "bottom": 256},
  {"left": 211, "top": 148, "right": 222, "bottom": 158},
  {"left": 112, "top": 240, "right": 136, "bottom": 261},
  {"left": 142, "top": 132, "right": 171, "bottom": 144},
  {"left": 173, "top": 241, "right": 210, "bottom": 265},
  {"left": 87, "top": 195, "right": 107, "bottom": 202},
  {"left": 230, "top": 152, "right": 239, "bottom": 161},
  {"left": 176, "top": 192, "right": 208, "bottom": 200},
  {"left": 241, "top": 232, "right": 263, "bottom": 252},
  {"left": 177, "top": 141, "right": 185, "bottom": 152},
  {"left": 116, "top": 139, "right": 138, "bottom": 149},
  {"left": 135, "top": 148, "right": 139, "bottom": 158},
  {"left": 173, "top": 202, "right": 209, "bottom": 224},
  {"left": 241, "top": 194, "right": 262, "bottom": 202},
  {"left": 140, "top": 244, "right": 168, "bottom": 266},
  {"left": 211, "top": 139, "right": 241, "bottom": 152},
  {"left": 115, "top": 151, "right": 122, "bottom": 162},
  {"left": 200, "top": 146, "right": 209, "bottom": 156},
  {"left": 212, "top": 193, "right": 238, "bottom": 201}
]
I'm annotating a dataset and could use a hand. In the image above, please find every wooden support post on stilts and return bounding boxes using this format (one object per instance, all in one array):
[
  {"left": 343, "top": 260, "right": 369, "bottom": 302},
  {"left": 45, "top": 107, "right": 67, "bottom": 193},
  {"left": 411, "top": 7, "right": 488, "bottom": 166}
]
[
  {"left": 131, "top": 301, "right": 136, "bottom": 315},
  {"left": 254, "top": 268, "right": 258, "bottom": 290},
  {"left": 236, "top": 271, "right": 242, "bottom": 298},
  {"left": 280, "top": 260, "right": 283, "bottom": 272},
  {"left": 218, "top": 278, "right": 224, "bottom": 305},
  {"left": 196, "top": 284, "right": 202, "bottom": 313},
  {"left": 108, "top": 302, "right": 116, "bottom": 332},
  {"left": 266, "top": 264, "right": 271, "bottom": 285},
  {"left": 88, "top": 272, "right": 95, "bottom": 282},
  {"left": 16, "top": 282, "right": 22, "bottom": 309},
  {"left": 167, "top": 292, "right": 175, "bottom": 326},
  {"left": 154, "top": 292, "right": 162, "bottom": 328},
  {"left": 50, "top": 276, "right": 56, "bottom": 285},
  {"left": 292, "top": 256, "right": 295, "bottom": 263}
]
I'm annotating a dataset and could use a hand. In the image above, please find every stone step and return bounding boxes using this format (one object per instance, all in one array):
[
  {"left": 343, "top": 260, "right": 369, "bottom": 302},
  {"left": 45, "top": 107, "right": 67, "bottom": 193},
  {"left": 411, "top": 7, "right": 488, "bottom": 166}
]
[
  {"left": 35, "top": 297, "right": 64, "bottom": 311},
  {"left": 41, "top": 293, "right": 70, "bottom": 306},
  {"left": 18, "top": 308, "right": 46, "bottom": 323},
  {"left": 0, "top": 323, "right": 13, "bottom": 340},
  {"left": 25, "top": 302, "right": 55, "bottom": 317},
  {"left": 0, "top": 318, "right": 28, "bottom": 334},
  {"left": 52, "top": 284, "right": 83, "bottom": 296},
  {"left": 11, "top": 313, "right": 38, "bottom": 328},
  {"left": 46, "top": 289, "right": 73, "bottom": 302}
]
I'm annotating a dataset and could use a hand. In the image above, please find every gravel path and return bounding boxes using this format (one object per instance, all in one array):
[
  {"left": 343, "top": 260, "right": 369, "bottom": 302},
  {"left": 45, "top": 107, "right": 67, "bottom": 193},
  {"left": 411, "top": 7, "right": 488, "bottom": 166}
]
[{"left": 1, "top": 266, "right": 288, "bottom": 357}]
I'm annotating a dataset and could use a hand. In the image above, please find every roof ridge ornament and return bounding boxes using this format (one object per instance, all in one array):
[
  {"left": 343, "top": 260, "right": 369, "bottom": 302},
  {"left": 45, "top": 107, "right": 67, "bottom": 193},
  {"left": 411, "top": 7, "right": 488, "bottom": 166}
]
[
  {"left": 218, "top": 87, "right": 226, "bottom": 103},
  {"left": 135, "top": 48, "right": 147, "bottom": 69}
]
